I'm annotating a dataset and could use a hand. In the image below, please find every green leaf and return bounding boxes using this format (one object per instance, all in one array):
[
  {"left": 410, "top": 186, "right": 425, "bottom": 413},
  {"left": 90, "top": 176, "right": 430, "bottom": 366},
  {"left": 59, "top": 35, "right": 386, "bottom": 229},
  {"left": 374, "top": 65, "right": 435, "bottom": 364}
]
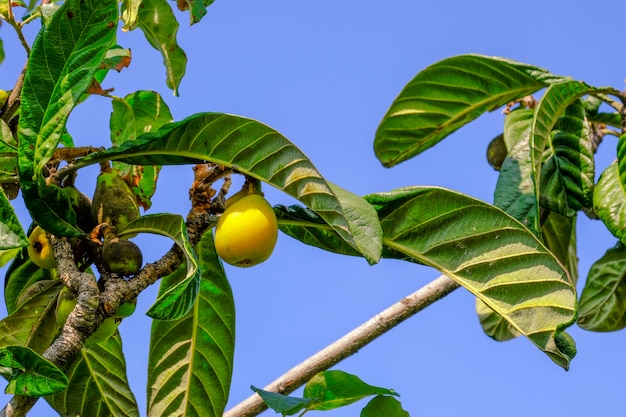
[
  {"left": 110, "top": 90, "right": 173, "bottom": 209},
  {"left": 476, "top": 298, "right": 520, "bottom": 342},
  {"left": 594, "top": 161, "right": 626, "bottom": 244},
  {"left": 120, "top": 0, "right": 140, "bottom": 31},
  {"left": 365, "top": 186, "right": 577, "bottom": 369},
  {"left": 276, "top": 184, "right": 382, "bottom": 264},
  {"left": 541, "top": 211, "right": 578, "bottom": 283},
  {"left": 17, "top": 0, "right": 117, "bottom": 236},
  {"left": 493, "top": 108, "right": 540, "bottom": 235},
  {"left": 46, "top": 334, "right": 139, "bottom": 416},
  {"left": 577, "top": 245, "right": 626, "bottom": 332},
  {"left": 75, "top": 112, "right": 372, "bottom": 262},
  {"left": 275, "top": 204, "right": 363, "bottom": 258},
  {"left": 617, "top": 133, "right": 626, "bottom": 196},
  {"left": 538, "top": 99, "right": 594, "bottom": 216},
  {"left": 136, "top": 0, "right": 187, "bottom": 95},
  {"left": 374, "top": 54, "right": 567, "bottom": 167},
  {"left": 530, "top": 81, "right": 616, "bottom": 215},
  {"left": 0, "top": 248, "right": 20, "bottom": 268},
  {"left": 0, "top": 188, "right": 28, "bottom": 249},
  {"left": 3, "top": 247, "right": 56, "bottom": 315},
  {"left": 116, "top": 214, "right": 199, "bottom": 320},
  {"left": 250, "top": 386, "right": 312, "bottom": 416},
  {"left": 304, "top": 370, "right": 397, "bottom": 411},
  {"left": 147, "top": 232, "right": 235, "bottom": 417},
  {"left": 0, "top": 346, "right": 68, "bottom": 397},
  {"left": 360, "top": 395, "right": 410, "bottom": 417},
  {"left": 175, "top": 0, "right": 210, "bottom": 25},
  {"left": 0, "top": 280, "right": 62, "bottom": 353}
]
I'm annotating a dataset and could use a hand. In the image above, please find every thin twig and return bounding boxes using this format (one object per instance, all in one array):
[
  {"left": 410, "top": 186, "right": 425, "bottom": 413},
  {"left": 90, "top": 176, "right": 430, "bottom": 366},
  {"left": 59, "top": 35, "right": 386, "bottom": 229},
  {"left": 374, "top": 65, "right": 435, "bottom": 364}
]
[{"left": 224, "top": 275, "right": 460, "bottom": 417}]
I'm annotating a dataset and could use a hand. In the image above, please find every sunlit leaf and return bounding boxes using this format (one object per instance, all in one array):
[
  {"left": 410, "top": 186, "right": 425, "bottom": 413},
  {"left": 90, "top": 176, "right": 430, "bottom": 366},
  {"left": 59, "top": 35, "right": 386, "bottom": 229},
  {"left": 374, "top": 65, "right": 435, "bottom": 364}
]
[
  {"left": 493, "top": 108, "right": 540, "bottom": 235},
  {"left": 251, "top": 386, "right": 312, "bottom": 416},
  {"left": 110, "top": 90, "right": 173, "bottom": 209},
  {"left": 147, "top": 232, "right": 235, "bottom": 417},
  {"left": 0, "top": 346, "right": 68, "bottom": 397},
  {"left": 360, "top": 395, "right": 409, "bottom": 417},
  {"left": 530, "top": 81, "right": 616, "bottom": 216},
  {"left": 74, "top": 112, "right": 373, "bottom": 262},
  {"left": 117, "top": 214, "right": 199, "bottom": 320},
  {"left": 136, "top": 0, "right": 187, "bottom": 95},
  {"left": 594, "top": 161, "right": 626, "bottom": 244},
  {"left": 365, "top": 186, "right": 577, "bottom": 369},
  {"left": 0, "top": 188, "right": 28, "bottom": 249},
  {"left": 304, "top": 370, "right": 397, "bottom": 411},
  {"left": 46, "top": 333, "right": 139, "bottom": 416},
  {"left": 538, "top": 99, "right": 594, "bottom": 216},
  {"left": 17, "top": 0, "right": 117, "bottom": 236},
  {"left": 374, "top": 54, "right": 567, "bottom": 167},
  {"left": 3, "top": 247, "right": 56, "bottom": 315},
  {"left": 578, "top": 245, "right": 626, "bottom": 332},
  {"left": 476, "top": 298, "right": 520, "bottom": 341},
  {"left": 0, "top": 280, "right": 62, "bottom": 353}
]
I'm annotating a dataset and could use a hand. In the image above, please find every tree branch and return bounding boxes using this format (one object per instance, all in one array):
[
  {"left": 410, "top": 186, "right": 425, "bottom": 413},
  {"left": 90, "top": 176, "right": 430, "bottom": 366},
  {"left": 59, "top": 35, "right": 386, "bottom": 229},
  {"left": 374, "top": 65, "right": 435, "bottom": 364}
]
[{"left": 224, "top": 274, "right": 460, "bottom": 417}]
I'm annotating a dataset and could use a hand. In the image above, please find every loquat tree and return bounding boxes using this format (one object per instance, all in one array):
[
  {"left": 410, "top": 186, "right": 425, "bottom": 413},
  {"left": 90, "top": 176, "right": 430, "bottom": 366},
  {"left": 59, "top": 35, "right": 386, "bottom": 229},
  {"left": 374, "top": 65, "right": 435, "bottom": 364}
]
[{"left": 1, "top": 1, "right": 625, "bottom": 416}]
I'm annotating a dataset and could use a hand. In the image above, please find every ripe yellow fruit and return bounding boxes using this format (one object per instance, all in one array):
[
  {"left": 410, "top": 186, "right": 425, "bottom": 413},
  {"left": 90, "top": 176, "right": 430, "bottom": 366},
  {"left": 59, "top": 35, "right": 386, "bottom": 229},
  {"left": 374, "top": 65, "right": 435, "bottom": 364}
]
[
  {"left": 214, "top": 194, "right": 278, "bottom": 267},
  {"left": 27, "top": 226, "right": 57, "bottom": 269}
]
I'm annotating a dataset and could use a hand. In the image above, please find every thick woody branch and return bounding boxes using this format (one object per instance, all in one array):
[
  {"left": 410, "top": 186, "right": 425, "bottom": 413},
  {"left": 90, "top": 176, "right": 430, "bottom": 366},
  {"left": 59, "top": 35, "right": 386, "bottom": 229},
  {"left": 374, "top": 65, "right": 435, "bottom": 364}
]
[{"left": 224, "top": 275, "right": 460, "bottom": 417}]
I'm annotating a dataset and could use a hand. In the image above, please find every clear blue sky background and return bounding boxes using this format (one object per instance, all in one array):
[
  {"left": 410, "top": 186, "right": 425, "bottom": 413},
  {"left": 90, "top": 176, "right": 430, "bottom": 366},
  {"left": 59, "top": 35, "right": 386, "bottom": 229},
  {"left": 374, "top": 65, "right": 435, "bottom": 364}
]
[{"left": 2, "top": 1, "right": 626, "bottom": 415}]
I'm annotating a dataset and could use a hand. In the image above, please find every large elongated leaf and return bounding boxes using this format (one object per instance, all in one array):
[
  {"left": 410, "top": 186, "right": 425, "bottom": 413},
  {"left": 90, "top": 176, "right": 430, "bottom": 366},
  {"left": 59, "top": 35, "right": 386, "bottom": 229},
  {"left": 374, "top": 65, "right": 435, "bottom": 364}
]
[
  {"left": 116, "top": 214, "right": 199, "bottom": 321},
  {"left": 110, "top": 90, "right": 173, "bottom": 209},
  {"left": 136, "top": 0, "right": 187, "bottom": 95},
  {"left": 530, "top": 81, "right": 616, "bottom": 215},
  {"left": 594, "top": 161, "right": 626, "bottom": 244},
  {"left": 538, "top": 99, "right": 594, "bottom": 216},
  {"left": 578, "top": 245, "right": 626, "bottom": 332},
  {"left": 0, "top": 188, "right": 28, "bottom": 249},
  {"left": 374, "top": 54, "right": 567, "bottom": 167},
  {"left": 17, "top": 0, "right": 117, "bottom": 236},
  {"left": 4, "top": 248, "right": 56, "bottom": 315},
  {"left": 74, "top": 112, "right": 377, "bottom": 263},
  {"left": 365, "top": 186, "right": 577, "bottom": 369},
  {"left": 46, "top": 334, "right": 139, "bottom": 416},
  {"left": 0, "top": 346, "right": 68, "bottom": 397},
  {"left": 0, "top": 280, "right": 62, "bottom": 352},
  {"left": 617, "top": 133, "right": 626, "bottom": 195},
  {"left": 493, "top": 108, "right": 540, "bottom": 235},
  {"left": 147, "top": 232, "right": 235, "bottom": 417}
]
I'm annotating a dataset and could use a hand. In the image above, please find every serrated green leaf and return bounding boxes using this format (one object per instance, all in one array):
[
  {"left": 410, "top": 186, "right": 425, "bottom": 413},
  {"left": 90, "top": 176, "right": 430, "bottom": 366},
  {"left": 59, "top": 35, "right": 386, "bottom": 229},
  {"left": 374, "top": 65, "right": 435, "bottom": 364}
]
[
  {"left": 136, "top": 0, "right": 186, "bottom": 95},
  {"left": 46, "top": 333, "right": 139, "bottom": 416},
  {"left": 111, "top": 90, "right": 173, "bottom": 209},
  {"left": 374, "top": 54, "right": 567, "bottom": 167},
  {"left": 530, "top": 81, "right": 616, "bottom": 216},
  {"left": 594, "top": 161, "right": 626, "bottom": 244},
  {"left": 4, "top": 247, "right": 56, "bottom": 315},
  {"left": 0, "top": 280, "right": 62, "bottom": 353},
  {"left": 17, "top": 0, "right": 117, "bottom": 236},
  {"left": 74, "top": 112, "right": 369, "bottom": 262},
  {"left": 0, "top": 187, "right": 28, "bottom": 249},
  {"left": 147, "top": 232, "right": 235, "bottom": 417},
  {"left": 250, "top": 386, "right": 312, "bottom": 416},
  {"left": 493, "top": 108, "right": 540, "bottom": 235},
  {"left": 117, "top": 214, "right": 199, "bottom": 320},
  {"left": 538, "top": 99, "right": 594, "bottom": 216},
  {"left": 304, "top": 370, "right": 397, "bottom": 411},
  {"left": 360, "top": 395, "right": 409, "bottom": 417},
  {"left": 0, "top": 346, "right": 68, "bottom": 397},
  {"left": 365, "top": 186, "right": 577, "bottom": 369},
  {"left": 578, "top": 245, "right": 626, "bottom": 332}
]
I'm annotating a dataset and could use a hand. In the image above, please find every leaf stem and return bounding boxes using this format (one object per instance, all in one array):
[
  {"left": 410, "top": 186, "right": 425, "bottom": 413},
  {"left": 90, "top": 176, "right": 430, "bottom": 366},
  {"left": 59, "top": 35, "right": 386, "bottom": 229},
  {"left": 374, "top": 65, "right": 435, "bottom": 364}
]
[{"left": 224, "top": 274, "right": 460, "bottom": 417}]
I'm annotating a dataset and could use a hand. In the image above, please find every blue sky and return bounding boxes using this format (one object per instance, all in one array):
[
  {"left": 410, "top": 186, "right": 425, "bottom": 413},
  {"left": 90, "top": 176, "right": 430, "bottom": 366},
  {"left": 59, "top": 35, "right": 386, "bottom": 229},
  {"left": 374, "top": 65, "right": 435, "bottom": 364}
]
[{"left": 2, "top": 0, "right": 626, "bottom": 415}]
